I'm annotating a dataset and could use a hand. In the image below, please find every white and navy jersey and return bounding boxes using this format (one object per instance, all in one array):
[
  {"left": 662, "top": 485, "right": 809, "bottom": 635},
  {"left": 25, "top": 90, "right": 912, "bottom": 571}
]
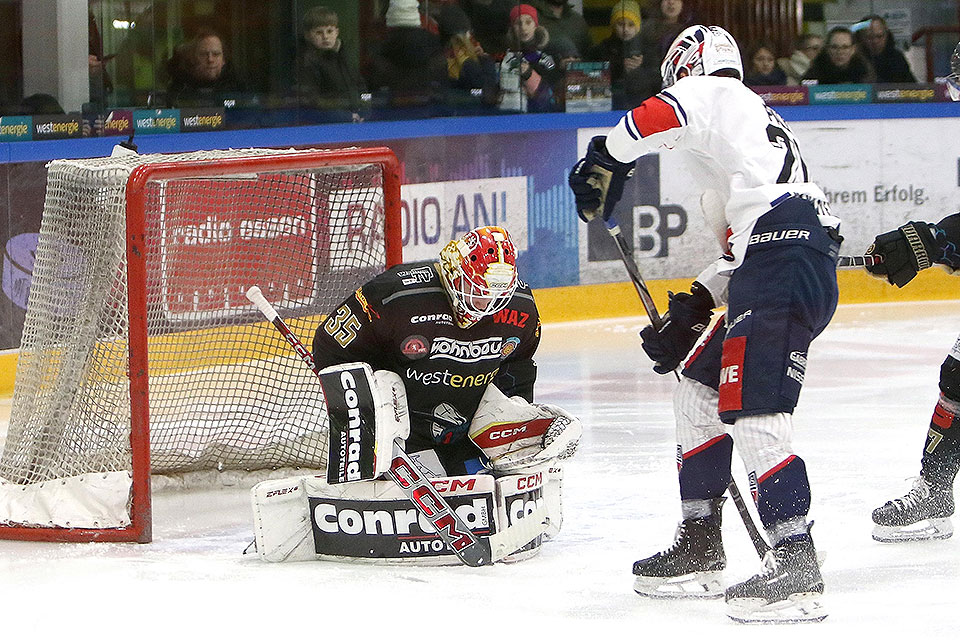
[
  {"left": 312, "top": 260, "right": 540, "bottom": 449},
  {"left": 605, "top": 75, "right": 837, "bottom": 298}
]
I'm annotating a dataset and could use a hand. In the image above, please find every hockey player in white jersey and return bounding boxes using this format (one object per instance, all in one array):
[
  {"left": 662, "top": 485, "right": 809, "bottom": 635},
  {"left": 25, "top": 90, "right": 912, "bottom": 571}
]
[
  {"left": 867, "top": 41, "right": 960, "bottom": 543},
  {"left": 569, "top": 26, "right": 841, "bottom": 623}
]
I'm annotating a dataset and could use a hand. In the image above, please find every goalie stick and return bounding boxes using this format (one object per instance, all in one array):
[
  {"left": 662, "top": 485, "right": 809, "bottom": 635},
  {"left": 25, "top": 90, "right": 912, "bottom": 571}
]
[
  {"left": 244, "top": 286, "right": 549, "bottom": 566},
  {"left": 601, "top": 218, "right": 772, "bottom": 559}
]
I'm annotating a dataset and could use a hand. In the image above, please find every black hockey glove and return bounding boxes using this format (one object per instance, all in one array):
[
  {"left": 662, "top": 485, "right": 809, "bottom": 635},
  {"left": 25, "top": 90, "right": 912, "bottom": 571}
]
[
  {"left": 866, "top": 221, "right": 938, "bottom": 287},
  {"left": 568, "top": 136, "right": 636, "bottom": 223},
  {"left": 640, "top": 282, "right": 714, "bottom": 375}
]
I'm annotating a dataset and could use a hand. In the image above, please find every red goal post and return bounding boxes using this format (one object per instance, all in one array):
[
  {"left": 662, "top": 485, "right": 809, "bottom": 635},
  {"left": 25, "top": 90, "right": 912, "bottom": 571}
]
[{"left": 0, "top": 146, "right": 401, "bottom": 542}]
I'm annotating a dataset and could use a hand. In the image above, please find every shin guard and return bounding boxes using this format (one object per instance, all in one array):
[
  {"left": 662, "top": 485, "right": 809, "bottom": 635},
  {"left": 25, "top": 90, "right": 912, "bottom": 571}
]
[{"left": 922, "top": 394, "right": 960, "bottom": 488}]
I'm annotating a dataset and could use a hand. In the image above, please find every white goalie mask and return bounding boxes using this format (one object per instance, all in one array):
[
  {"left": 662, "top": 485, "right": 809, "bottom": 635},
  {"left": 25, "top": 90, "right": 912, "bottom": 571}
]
[
  {"left": 948, "top": 40, "right": 960, "bottom": 102},
  {"left": 660, "top": 25, "right": 743, "bottom": 89}
]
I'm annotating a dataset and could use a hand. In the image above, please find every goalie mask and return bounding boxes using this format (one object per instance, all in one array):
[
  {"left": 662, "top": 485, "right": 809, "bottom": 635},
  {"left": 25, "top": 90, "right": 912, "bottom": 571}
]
[
  {"left": 438, "top": 226, "right": 518, "bottom": 328},
  {"left": 948, "top": 40, "right": 960, "bottom": 102},
  {"left": 660, "top": 25, "right": 743, "bottom": 89}
]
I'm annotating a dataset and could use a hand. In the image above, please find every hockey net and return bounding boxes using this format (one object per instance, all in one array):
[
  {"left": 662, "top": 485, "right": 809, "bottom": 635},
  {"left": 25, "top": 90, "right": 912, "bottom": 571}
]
[{"left": 0, "top": 146, "right": 401, "bottom": 541}]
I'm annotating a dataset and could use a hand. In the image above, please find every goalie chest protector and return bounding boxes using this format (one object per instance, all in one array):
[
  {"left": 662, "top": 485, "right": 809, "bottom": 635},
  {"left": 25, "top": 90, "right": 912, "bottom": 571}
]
[{"left": 312, "top": 261, "right": 540, "bottom": 449}]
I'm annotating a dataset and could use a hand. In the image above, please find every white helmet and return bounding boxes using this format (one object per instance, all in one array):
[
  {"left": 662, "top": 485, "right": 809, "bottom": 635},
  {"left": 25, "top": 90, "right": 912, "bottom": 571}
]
[
  {"left": 948, "top": 40, "right": 960, "bottom": 102},
  {"left": 660, "top": 25, "right": 743, "bottom": 89}
]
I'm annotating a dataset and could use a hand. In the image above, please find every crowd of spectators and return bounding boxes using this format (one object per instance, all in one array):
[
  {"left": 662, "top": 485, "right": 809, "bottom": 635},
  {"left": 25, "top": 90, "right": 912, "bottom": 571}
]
[{"left": 1, "top": 3, "right": 939, "bottom": 125}]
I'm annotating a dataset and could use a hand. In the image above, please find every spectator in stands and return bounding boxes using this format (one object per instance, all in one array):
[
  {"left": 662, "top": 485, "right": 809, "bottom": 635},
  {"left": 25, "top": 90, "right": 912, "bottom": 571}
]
[
  {"left": 744, "top": 40, "right": 787, "bottom": 87},
  {"left": 367, "top": 0, "right": 448, "bottom": 113},
  {"left": 500, "top": 4, "right": 562, "bottom": 113},
  {"left": 437, "top": 5, "right": 499, "bottom": 108},
  {"left": 296, "top": 5, "right": 366, "bottom": 122},
  {"left": 643, "top": 0, "right": 696, "bottom": 59},
  {"left": 589, "top": 0, "right": 660, "bottom": 109},
  {"left": 461, "top": 0, "right": 514, "bottom": 56},
  {"left": 856, "top": 15, "right": 916, "bottom": 83},
  {"left": 167, "top": 29, "right": 246, "bottom": 107},
  {"left": 529, "top": 0, "right": 591, "bottom": 58},
  {"left": 803, "top": 26, "right": 875, "bottom": 85},
  {"left": 777, "top": 34, "right": 822, "bottom": 85}
]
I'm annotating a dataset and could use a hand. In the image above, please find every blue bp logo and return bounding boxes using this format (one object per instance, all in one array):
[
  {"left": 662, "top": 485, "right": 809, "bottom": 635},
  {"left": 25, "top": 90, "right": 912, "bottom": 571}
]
[{"left": 431, "top": 403, "right": 467, "bottom": 445}]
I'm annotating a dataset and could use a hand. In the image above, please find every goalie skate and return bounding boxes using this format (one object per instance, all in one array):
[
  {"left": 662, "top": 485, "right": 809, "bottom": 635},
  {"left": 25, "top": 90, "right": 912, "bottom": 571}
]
[
  {"left": 872, "top": 477, "right": 954, "bottom": 543},
  {"left": 632, "top": 505, "right": 725, "bottom": 599},
  {"left": 725, "top": 535, "right": 826, "bottom": 625}
]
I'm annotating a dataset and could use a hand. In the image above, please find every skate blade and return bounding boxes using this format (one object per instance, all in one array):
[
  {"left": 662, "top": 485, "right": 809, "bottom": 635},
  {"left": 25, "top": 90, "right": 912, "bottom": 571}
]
[
  {"left": 872, "top": 518, "right": 953, "bottom": 543},
  {"left": 633, "top": 571, "right": 723, "bottom": 599},
  {"left": 727, "top": 592, "right": 827, "bottom": 624}
]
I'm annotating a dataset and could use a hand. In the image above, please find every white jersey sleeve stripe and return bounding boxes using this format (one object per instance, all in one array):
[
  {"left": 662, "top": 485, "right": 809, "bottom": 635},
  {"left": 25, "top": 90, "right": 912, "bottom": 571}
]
[
  {"left": 659, "top": 90, "right": 688, "bottom": 126},
  {"left": 622, "top": 111, "right": 640, "bottom": 141}
]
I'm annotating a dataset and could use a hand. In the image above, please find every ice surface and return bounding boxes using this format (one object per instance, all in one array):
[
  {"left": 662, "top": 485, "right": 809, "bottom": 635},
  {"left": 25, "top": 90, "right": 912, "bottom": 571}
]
[{"left": 2, "top": 301, "right": 959, "bottom": 636}]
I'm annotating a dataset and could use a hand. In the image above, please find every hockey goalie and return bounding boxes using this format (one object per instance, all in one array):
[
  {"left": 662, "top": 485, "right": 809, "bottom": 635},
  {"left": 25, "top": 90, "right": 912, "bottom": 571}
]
[{"left": 249, "top": 226, "right": 581, "bottom": 564}]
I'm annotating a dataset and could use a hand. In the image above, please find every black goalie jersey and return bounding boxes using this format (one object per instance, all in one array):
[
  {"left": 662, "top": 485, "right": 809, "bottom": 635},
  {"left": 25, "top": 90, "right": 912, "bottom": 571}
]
[{"left": 312, "top": 260, "right": 541, "bottom": 455}]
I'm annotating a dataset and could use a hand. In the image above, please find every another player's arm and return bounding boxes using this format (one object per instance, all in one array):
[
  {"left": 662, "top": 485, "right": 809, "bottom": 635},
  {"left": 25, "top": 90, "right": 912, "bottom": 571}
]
[
  {"left": 866, "top": 213, "right": 960, "bottom": 287},
  {"left": 569, "top": 93, "right": 687, "bottom": 222}
]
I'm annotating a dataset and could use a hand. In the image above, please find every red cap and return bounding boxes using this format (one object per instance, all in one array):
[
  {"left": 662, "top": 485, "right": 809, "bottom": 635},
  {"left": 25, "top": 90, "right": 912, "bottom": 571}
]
[{"left": 509, "top": 4, "right": 538, "bottom": 26}]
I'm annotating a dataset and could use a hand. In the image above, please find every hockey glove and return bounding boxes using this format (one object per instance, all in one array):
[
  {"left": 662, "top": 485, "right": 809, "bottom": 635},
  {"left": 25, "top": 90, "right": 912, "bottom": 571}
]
[
  {"left": 640, "top": 282, "right": 714, "bottom": 375},
  {"left": 866, "top": 221, "right": 938, "bottom": 287},
  {"left": 568, "top": 136, "right": 636, "bottom": 223}
]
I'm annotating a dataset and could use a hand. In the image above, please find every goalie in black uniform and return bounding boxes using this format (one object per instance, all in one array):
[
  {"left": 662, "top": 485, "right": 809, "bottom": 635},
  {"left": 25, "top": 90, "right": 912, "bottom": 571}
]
[
  {"left": 312, "top": 224, "right": 578, "bottom": 477},
  {"left": 250, "top": 225, "right": 580, "bottom": 564},
  {"left": 867, "top": 42, "right": 960, "bottom": 542}
]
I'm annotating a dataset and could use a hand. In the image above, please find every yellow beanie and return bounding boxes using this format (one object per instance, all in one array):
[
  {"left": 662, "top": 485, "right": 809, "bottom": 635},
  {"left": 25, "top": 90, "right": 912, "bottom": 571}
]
[{"left": 610, "top": 0, "right": 642, "bottom": 29}]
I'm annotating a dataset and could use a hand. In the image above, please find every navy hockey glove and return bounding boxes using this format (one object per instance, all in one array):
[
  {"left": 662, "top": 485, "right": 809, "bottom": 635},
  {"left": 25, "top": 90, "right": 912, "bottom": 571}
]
[
  {"left": 640, "top": 283, "right": 714, "bottom": 375},
  {"left": 568, "top": 136, "right": 636, "bottom": 223},
  {"left": 866, "top": 221, "right": 938, "bottom": 287}
]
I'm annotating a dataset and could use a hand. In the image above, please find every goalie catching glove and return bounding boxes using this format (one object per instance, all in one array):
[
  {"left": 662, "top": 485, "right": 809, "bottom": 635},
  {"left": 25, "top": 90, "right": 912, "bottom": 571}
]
[
  {"left": 640, "top": 282, "right": 714, "bottom": 374},
  {"left": 469, "top": 384, "right": 581, "bottom": 473},
  {"left": 569, "top": 135, "right": 636, "bottom": 223}
]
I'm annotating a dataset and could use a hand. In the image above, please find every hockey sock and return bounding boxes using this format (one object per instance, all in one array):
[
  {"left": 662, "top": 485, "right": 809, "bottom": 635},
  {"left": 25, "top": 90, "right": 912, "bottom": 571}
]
[
  {"left": 678, "top": 433, "right": 734, "bottom": 502},
  {"left": 921, "top": 394, "right": 960, "bottom": 490},
  {"left": 752, "top": 455, "right": 811, "bottom": 530}
]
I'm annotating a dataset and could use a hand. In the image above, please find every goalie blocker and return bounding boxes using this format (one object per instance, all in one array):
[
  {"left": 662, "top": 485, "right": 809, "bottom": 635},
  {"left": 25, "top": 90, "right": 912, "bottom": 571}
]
[{"left": 250, "top": 363, "right": 578, "bottom": 563}]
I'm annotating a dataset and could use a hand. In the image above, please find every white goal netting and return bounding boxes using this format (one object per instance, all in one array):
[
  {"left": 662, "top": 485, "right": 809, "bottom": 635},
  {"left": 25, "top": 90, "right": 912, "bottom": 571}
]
[{"left": 0, "top": 147, "right": 396, "bottom": 533}]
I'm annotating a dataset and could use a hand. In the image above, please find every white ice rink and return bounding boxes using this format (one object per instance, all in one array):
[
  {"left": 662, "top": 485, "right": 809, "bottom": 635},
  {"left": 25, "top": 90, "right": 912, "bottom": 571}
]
[{"left": 2, "top": 300, "right": 959, "bottom": 636}]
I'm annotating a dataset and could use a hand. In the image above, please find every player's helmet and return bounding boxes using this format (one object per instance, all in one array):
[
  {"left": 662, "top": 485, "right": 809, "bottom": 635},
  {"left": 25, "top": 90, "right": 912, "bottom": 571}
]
[
  {"left": 438, "top": 226, "right": 518, "bottom": 328},
  {"left": 660, "top": 25, "right": 743, "bottom": 89},
  {"left": 948, "top": 40, "right": 960, "bottom": 102}
]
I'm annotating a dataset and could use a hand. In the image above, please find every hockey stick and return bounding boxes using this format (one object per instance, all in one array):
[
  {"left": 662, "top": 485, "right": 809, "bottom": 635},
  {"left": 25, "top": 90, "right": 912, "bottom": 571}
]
[
  {"left": 245, "top": 286, "right": 547, "bottom": 566},
  {"left": 601, "top": 218, "right": 772, "bottom": 559},
  {"left": 604, "top": 219, "right": 680, "bottom": 383},
  {"left": 837, "top": 254, "right": 882, "bottom": 269}
]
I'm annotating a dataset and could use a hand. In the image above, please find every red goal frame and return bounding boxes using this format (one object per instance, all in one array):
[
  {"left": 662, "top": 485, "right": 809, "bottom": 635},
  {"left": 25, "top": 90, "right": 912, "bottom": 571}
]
[{"left": 0, "top": 147, "right": 401, "bottom": 543}]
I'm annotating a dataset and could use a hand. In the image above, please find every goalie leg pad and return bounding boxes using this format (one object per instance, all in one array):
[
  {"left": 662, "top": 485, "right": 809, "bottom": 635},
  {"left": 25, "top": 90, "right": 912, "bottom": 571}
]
[
  {"left": 469, "top": 384, "right": 582, "bottom": 473},
  {"left": 252, "top": 473, "right": 496, "bottom": 564},
  {"left": 251, "top": 472, "right": 551, "bottom": 564},
  {"left": 319, "top": 363, "right": 410, "bottom": 483}
]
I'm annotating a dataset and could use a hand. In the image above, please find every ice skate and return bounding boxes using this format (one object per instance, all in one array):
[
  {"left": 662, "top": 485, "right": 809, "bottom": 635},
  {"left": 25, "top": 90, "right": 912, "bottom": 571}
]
[
  {"left": 725, "top": 534, "right": 826, "bottom": 624},
  {"left": 632, "top": 504, "right": 725, "bottom": 599},
  {"left": 872, "top": 477, "right": 954, "bottom": 542}
]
